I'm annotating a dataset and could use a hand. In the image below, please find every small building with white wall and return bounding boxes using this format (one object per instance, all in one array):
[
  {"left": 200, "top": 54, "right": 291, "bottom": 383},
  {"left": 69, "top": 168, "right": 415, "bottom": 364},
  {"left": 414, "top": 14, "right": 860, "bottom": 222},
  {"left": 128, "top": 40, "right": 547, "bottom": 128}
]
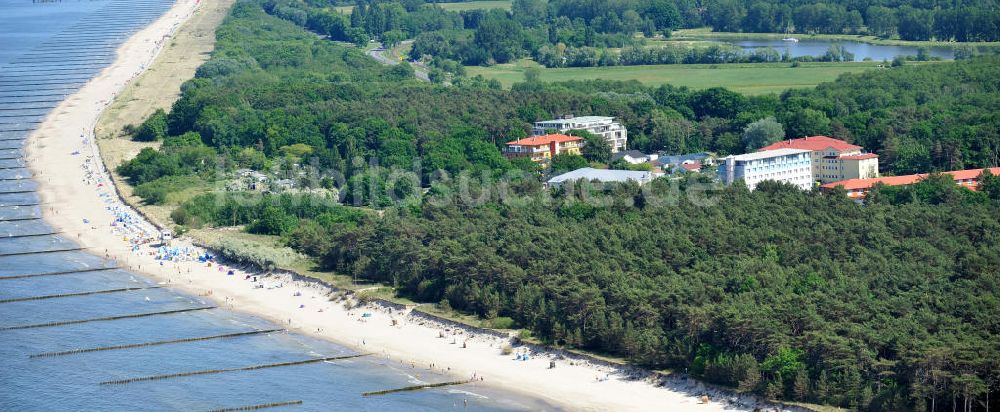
[
  {"left": 717, "top": 148, "right": 813, "bottom": 190},
  {"left": 611, "top": 150, "right": 658, "bottom": 165}
]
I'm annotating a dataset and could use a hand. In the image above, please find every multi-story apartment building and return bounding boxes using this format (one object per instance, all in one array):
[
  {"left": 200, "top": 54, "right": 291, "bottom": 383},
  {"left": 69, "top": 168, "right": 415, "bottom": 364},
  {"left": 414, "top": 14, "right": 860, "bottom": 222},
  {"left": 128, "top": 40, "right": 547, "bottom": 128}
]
[
  {"left": 503, "top": 134, "right": 583, "bottom": 163},
  {"left": 758, "top": 136, "right": 879, "bottom": 183},
  {"left": 717, "top": 148, "right": 813, "bottom": 190},
  {"left": 532, "top": 116, "right": 628, "bottom": 153}
]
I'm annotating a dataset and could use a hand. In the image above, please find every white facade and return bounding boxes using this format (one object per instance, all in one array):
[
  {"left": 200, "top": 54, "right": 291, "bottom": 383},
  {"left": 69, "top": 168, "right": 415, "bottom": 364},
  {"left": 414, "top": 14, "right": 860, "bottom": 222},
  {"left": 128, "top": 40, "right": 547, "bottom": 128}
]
[
  {"left": 533, "top": 116, "right": 628, "bottom": 153},
  {"left": 612, "top": 150, "right": 658, "bottom": 165},
  {"left": 717, "top": 149, "right": 813, "bottom": 191}
]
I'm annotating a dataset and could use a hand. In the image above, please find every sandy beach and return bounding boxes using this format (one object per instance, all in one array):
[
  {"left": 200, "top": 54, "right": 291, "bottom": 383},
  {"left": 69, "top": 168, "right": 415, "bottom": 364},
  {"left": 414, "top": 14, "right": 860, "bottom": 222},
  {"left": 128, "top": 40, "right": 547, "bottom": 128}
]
[{"left": 24, "top": 1, "right": 768, "bottom": 410}]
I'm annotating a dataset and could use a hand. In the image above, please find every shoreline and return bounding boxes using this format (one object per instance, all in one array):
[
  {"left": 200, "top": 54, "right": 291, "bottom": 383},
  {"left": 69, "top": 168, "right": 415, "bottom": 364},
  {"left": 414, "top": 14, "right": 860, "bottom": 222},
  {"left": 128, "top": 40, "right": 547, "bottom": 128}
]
[{"left": 24, "top": 2, "right": 781, "bottom": 411}]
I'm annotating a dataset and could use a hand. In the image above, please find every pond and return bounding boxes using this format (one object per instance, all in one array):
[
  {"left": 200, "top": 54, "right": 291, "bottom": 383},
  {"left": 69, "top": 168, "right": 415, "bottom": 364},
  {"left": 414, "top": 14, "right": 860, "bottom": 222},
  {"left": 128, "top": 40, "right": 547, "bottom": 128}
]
[{"left": 705, "top": 37, "right": 956, "bottom": 61}]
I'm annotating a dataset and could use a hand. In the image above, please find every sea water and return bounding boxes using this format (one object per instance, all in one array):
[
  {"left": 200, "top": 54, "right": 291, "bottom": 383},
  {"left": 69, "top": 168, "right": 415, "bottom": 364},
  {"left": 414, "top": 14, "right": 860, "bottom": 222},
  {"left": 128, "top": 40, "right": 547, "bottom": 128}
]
[{"left": 0, "top": 1, "right": 552, "bottom": 410}]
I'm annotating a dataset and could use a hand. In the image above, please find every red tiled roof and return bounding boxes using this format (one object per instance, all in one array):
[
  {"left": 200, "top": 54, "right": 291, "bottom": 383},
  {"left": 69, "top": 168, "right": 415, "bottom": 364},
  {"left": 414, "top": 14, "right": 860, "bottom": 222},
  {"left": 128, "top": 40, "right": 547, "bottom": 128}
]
[
  {"left": 506, "top": 134, "right": 583, "bottom": 146},
  {"left": 838, "top": 153, "right": 879, "bottom": 160},
  {"left": 758, "top": 136, "right": 862, "bottom": 152},
  {"left": 949, "top": 167, "right": 1000, "bottom": 180},
  {"left": 681, "top": 162, "right": 701, "bottom": 171},
  {"left": 820, "top": 167, "right": 1000, "bottom": 191}
]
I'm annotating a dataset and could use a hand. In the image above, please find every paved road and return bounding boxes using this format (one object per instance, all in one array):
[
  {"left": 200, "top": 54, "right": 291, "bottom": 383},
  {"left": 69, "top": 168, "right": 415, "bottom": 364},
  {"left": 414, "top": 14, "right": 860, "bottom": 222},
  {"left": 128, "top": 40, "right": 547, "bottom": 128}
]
[{"left": 366, "top": 41, "right": 429, "bottom": 82}]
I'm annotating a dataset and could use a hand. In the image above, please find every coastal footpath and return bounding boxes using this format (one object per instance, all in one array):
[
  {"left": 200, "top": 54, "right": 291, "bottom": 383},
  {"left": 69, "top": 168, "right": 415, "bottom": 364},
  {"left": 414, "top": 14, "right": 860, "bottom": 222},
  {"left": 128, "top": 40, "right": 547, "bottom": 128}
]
[{"left": 26, "top": 1, "right": 795, "bottom": 410}]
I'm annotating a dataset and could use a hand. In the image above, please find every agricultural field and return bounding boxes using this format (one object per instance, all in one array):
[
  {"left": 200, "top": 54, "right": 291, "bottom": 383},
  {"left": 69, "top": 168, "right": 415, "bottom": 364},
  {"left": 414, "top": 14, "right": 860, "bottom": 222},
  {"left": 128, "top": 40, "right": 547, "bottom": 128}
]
[
  {"left": 335, "top": 0, "right": 510, "bottom": 13},
  {"left": 465, "top": 59, "right": 935, "bottom": 95}
]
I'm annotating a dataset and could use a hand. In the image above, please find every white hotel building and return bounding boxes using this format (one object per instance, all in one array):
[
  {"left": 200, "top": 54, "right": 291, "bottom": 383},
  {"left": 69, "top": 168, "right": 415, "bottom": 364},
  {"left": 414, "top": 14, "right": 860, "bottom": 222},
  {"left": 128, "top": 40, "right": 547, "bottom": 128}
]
[
  {"left": 533, "top": 116, "right": 628, "bottom": 153},
  {"left": 717, "top": 148, "right": 813, "bottom": 190}
]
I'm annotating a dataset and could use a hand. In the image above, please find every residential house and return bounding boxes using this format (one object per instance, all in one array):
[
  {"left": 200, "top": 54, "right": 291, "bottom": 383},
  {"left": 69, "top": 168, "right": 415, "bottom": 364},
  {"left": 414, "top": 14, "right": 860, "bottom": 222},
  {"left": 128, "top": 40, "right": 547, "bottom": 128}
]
[
  {"left": 547, "top": 167, "right": 655, "bottom": 188},
  {"left": 533, "top": 116, "right": 628, "bottom": 153},
  {"left": 504, "top": 134, "right": 583, "bottom": 163},
  {"left": 274, "top": 178, "right": 297, "bottom": 191},
  {"left": 611, "top": 150, "right": 658, "bottom": 165},
  {"left": 653, "top": 152, "right": 714, "bottom": 174},
  {"left": 678, "top": 162, "right": 703, "bottom": 173},
  {"left": 819, "top": 167, "right": 1000, "bottom": 200},
  {"left": 757, "top": 136, "right": 879, "bottom": 183},
  {"left": 717, "top": 148, "right": 813, "bottom": 190},
  {"left": 228, "top": 169, "right": 269, "bottom": 192}
]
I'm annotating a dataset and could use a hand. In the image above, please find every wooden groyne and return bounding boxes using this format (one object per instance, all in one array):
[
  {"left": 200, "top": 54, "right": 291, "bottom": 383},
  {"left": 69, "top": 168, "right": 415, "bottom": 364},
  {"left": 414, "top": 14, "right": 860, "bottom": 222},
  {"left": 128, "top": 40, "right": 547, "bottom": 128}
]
[
  {"left": 0, "top": 306, "right": 216, "bottom": 331},
  {"left": 0, "top": 196, "right": 41, "bottom": 203},
  {"left": 0, "top": 286, "right": 158, "bottom": 304},
  {"left": 28, "top": 329, "right": 284, "bottom": 358},
  {"left": 0, "top": 267, "right": 119, "bottom": 280},
  {"left": 0, "top": 217, "right": 41, "bottom": 223},
  {"left": 361, "top": 379, "right": 473, "bottom": 397},
  {"left": 0, "top": 246, "right": 83, "bottom": 257},
  {"left": 0, "top": 105, "right": 55, "bottom": 110},
  {"left": 206, "top": 400, "right": 303, "bottom": 412},
  {"left": 1, "top": 231, "right": 61, "bottom": 239},
  {"left": 100, "top": 353, "right": 371, "bottom": 385},
  {"left": 30, "top": 329, "right": 284, "bottom": 358}
]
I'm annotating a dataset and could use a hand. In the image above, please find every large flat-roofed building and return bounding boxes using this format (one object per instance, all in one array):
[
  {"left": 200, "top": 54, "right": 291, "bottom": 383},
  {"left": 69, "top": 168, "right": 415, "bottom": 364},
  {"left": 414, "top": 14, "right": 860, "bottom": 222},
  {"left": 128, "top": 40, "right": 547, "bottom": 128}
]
[
  {"left": 547, "top": 167, "right": 655, "bottom": 188},
  {"left": 533, "top": 116, "right": 627, "bottom": 153},
  {"left": 717, "top": 148, "right": 813, "bottom": 190},
  {"left": 504, "top": 134, "right": 583, "bottom": 163},
  {"left": 758, "top": 136, "right": 879, "bottom": 183},
  {"left": 819, "top": 167, "right": 1000, "bottom": 200}
]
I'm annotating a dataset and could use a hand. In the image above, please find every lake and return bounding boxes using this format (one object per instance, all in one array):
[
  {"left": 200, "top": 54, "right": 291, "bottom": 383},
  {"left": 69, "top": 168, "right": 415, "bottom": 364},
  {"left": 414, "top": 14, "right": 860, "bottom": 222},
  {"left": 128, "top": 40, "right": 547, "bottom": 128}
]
[{"left": 708, "top": 37, "right": 956, "bottom": 61}]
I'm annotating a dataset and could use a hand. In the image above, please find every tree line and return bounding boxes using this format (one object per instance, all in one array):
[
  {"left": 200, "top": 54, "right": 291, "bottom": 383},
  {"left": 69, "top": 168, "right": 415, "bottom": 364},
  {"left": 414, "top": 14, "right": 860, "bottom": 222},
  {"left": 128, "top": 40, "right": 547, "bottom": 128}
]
[{"left": 533, "top": 42, "right": 869, "bottom": 68}]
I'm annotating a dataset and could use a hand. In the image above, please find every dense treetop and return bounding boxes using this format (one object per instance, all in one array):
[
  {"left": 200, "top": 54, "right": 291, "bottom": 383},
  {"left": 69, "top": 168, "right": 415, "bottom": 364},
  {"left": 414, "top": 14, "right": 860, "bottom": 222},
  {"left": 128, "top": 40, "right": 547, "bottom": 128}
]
[
  {"left": 118, "top": 4, "right": 1000, "bottom": 409},
  {"left": 290, "top": 174, "right": 1000, "bottom": 411}
]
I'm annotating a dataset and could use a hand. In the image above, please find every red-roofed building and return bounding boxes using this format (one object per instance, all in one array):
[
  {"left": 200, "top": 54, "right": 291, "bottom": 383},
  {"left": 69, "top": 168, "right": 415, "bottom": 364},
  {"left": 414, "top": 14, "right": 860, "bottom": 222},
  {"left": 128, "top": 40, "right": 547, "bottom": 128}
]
[
  {"left": 504, "top": 134, "right": 583, "bottom": 163},
  {"left": 758, "top": 136, "right": 879, "bottom": 183},
  {"left": 680, "top": 162, "right": 702, "bottom": 172},
  {"left": 820, "top": 167, "right": 1000, "bottom": 199},
  {"left": 758, "top": 136, "right": 862, "bottom": 152}
]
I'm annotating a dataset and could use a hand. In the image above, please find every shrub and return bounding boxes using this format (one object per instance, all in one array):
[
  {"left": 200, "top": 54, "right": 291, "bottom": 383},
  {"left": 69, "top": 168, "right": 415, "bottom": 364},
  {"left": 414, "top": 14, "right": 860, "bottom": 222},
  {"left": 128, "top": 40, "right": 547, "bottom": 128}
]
[
  {"left": 133, "top": 109, "right": 168, "bottom": 141},
  {"left": 133, "top": 175, "right": 202, "bottom": 205},
  {"left": 490, "top": 316, "right": 516, "bottom": 329},
  {"left": 500, "top": 344, "right": 513, "bottom": 355}
]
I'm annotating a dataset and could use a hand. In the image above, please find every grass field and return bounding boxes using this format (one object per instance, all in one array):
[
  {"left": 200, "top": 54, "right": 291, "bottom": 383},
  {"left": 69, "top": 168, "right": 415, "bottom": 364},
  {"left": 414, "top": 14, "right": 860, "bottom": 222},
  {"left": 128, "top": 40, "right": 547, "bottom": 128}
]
[
  {"left": 670, "top": 27, "right": 1000, "bottom": 48},
  {"left": 335, "top": 0, "right": 510, "bottom": 13},
  {"left": 438, "top": 0, "right": 510, "bottom": 11},
  {"left": 465, "top": 59, "right": 929, "bottom": 94}
]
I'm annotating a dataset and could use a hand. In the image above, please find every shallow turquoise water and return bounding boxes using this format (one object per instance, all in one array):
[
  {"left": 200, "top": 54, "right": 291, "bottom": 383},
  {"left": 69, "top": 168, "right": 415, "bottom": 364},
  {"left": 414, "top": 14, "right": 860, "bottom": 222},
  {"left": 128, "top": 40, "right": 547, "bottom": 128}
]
[{"left": 0, "top": 1, "right": 552, "bottom": 410}]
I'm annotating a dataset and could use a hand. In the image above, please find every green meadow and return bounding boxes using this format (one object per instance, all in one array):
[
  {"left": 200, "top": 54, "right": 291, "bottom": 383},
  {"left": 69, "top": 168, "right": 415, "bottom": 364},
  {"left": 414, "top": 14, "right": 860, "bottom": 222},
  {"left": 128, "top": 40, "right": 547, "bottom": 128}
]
[
  {"left": 437, "top": 0, "right": 510, "bottom": 11},
  {"left": 465, "top": 60, "right": 941, "bottom": 95}
]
